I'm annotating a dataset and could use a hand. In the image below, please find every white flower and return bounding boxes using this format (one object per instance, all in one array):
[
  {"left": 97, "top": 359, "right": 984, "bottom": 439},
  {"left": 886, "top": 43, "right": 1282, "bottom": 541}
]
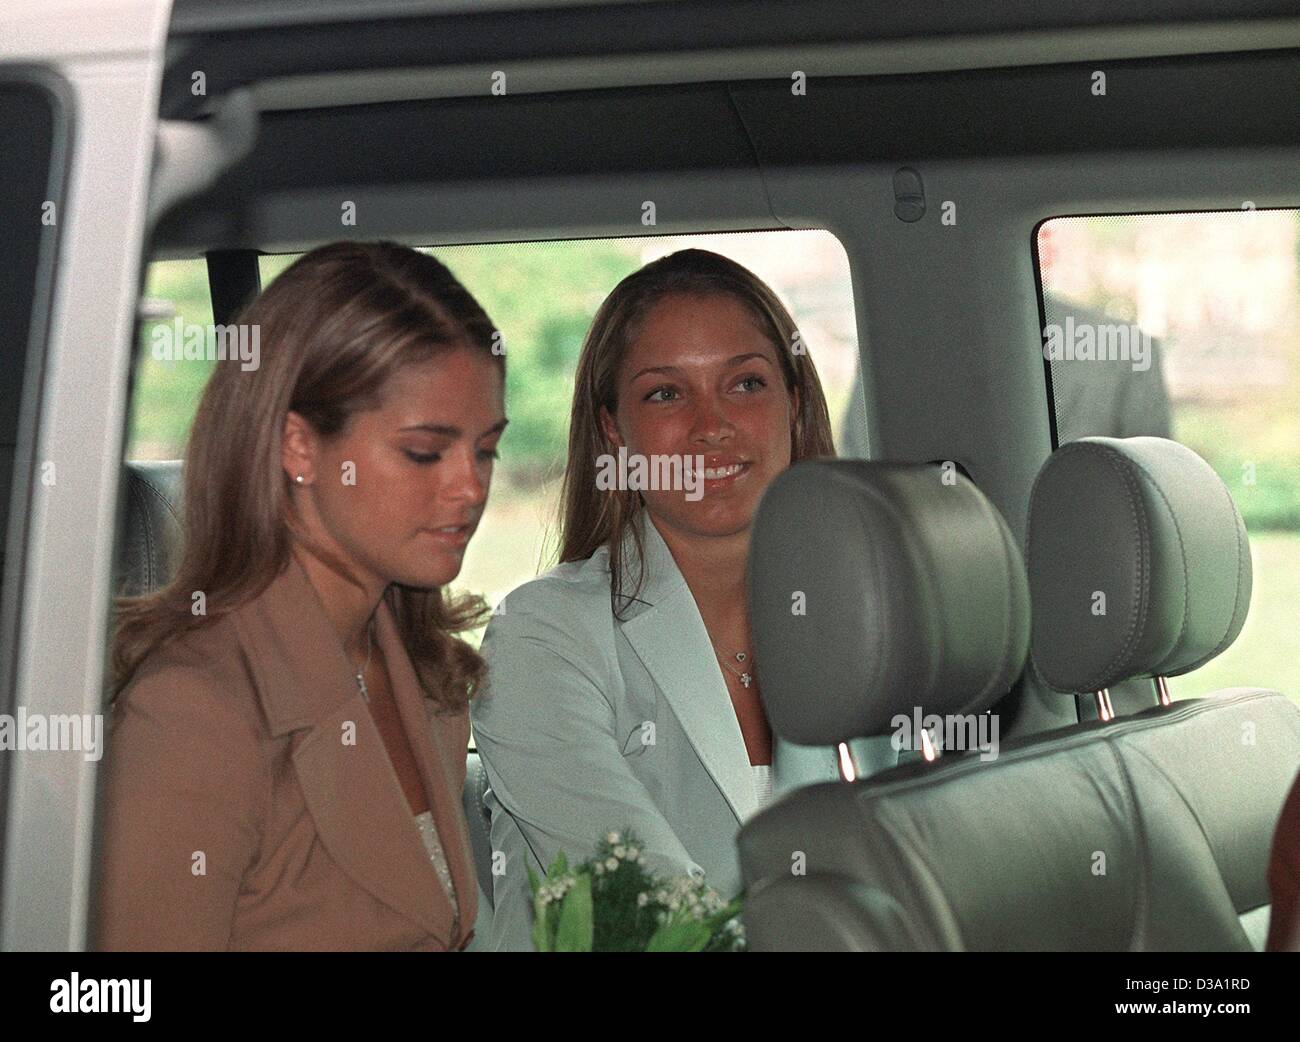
[
  {"left": 594, "top": 862, "right": 605, "bottom": 875},
  {"left": 626, "top": 846, "right": 640, "bottom": 861},
  {"left": 613, "top": 845, "right": 626, "bottom": 859},
  {"left": 637, "top": 892, "right": 649, "bottom": 907},
  {"left": 604, "top": 857, "right": 619, "bottom": 871},
  {"left": 605, "top": 831, "right": 620, "bottom": 845}
]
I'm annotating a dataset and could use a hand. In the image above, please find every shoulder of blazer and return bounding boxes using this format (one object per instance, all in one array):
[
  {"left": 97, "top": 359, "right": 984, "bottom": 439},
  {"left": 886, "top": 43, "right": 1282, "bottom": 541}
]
[
  {"left": 116, "top": 612, "right": 267, "bottom": 736},
  {"left": 477, "top": 549, "right": 626, "bottom": 699},
  {"left": 491, "top": 547, "right": 617, "bottom": 620}
]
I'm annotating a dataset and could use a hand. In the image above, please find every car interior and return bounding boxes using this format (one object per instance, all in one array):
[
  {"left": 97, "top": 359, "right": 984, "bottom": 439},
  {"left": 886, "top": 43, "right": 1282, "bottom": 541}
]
[{"left": 2, "top": 0, "right": 1299, "bottom": 958}]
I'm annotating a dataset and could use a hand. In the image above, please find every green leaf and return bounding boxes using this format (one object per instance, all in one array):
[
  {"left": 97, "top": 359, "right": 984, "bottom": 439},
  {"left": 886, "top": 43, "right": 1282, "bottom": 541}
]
[
  {"left": 531, "top": 894, "right": 553, "bottom": 953},
  {"left": 645, "top": 916, "right": 712, "bottom": 952},
  {"left": 554, "top": 874, "right": 594, "bottom": 952},
  {"left": 546, "top": 849, "right": 569, "bottom": 879}
]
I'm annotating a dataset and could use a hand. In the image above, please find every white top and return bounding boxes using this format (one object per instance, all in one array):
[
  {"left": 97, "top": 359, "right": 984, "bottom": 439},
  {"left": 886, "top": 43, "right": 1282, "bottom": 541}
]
[
  {"left": 751, "top": 764, "right": 774, "bottom": 810},
  {"left": 413, "top": 810, "right": 459, "bottom": 919}
]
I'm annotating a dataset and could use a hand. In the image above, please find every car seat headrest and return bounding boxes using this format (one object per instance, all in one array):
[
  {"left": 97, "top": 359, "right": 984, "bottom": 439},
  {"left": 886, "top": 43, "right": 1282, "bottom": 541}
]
[
  {"left": 1026, "top": 437, "right": 1251, "bottom": 694},
  {"left": 748, "top": 459, "right": 1030, "bottom": 746}
]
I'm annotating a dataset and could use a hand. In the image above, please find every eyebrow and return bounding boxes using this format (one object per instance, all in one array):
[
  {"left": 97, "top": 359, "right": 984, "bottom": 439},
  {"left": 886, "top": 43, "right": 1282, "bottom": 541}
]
[
  {"left": 629, "top": 352, "right": 774, "bottom": 382},
  {"left": 399, "top": 418, "right": 509, "bottom": 438}
]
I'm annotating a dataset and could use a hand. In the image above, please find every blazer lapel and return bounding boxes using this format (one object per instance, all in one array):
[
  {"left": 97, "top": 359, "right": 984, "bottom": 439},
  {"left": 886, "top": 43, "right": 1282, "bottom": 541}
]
[
  {"left": 616, "top": 517, "right": 758, "bottom": 824},
  {"left": 230, "top": 554, "right": 456, "bottom": 945},
  {"left": 375, "top": 603, "right": 477, "bottom": 940}
]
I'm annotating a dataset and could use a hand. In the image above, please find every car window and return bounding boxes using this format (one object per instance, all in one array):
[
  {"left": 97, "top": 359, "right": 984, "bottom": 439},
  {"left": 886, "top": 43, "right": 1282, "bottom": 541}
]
[
  {"left": 128, "top": 259, "right": 217, "bottom": 460},
  {"left": 1036, "top": 210, "right": 1300, "bottom": 703}
]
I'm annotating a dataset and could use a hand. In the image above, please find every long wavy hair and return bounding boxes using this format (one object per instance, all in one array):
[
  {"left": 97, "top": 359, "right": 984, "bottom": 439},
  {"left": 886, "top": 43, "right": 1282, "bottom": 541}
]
[
  {"left": 558, "top": 248, "right": 835, "bottom": 612},
  {"left": 112, "top": 241, "right": 502, "bottom": 712}
]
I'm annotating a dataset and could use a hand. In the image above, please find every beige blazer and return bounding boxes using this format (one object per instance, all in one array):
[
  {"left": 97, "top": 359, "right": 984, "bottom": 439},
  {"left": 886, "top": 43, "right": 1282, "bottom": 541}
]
[{"left": 93, "top": 553, "right": 477, "bottom": 951}]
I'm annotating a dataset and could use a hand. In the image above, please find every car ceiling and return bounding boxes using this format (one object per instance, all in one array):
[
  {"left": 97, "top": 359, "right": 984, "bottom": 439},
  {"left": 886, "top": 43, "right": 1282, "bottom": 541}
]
[
  {"left": 161, "top": 0, "right": 1300, "bottom": 119},
  {"left": 153, "top": 46, "right": 1300, "bottom": 254}
]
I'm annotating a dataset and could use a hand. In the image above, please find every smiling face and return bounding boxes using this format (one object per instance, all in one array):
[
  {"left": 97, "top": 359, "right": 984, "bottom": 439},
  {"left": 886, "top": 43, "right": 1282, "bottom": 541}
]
[
  {"left": 600, "top": 292, "right": 797, "bottom": 542},
  {"left": 284, "top": 345, "right": 506, "bottom": 591}
]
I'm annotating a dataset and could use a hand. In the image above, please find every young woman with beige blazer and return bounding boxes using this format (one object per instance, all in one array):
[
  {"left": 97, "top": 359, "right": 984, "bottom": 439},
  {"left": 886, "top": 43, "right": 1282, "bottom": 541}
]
[{"left": 95, "top": 242, "right": 505, "bottom": 951}]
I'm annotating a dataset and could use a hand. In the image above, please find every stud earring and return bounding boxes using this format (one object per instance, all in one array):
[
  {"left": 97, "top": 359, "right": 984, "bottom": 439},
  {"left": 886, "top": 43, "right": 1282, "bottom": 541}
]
[{"left": 295, "top": 474, "right": 304, "bottom": 484}]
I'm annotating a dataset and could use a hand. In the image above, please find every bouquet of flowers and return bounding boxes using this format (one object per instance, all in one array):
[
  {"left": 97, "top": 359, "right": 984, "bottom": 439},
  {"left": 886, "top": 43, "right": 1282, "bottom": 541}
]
[{"left": 527, "top": 829, "right": 745, "bottom": 951}]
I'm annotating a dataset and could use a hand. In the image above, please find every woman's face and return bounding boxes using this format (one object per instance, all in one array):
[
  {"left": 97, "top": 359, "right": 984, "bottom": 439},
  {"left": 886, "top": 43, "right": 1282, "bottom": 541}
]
[
  {"left": 601, "top": 292, "right": 797, "bottom": 543},
  {"left": 287, "top": 346, "right": 506, "bottom": 591}
]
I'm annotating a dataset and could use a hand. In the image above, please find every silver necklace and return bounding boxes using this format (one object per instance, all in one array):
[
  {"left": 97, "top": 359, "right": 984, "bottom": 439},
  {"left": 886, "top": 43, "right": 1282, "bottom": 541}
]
[
  {"left": 711, "top": 645, "right": 755, "bottom": 688},
  {"left": 352, "top": 620, "right": 375, "bottom": 702}
]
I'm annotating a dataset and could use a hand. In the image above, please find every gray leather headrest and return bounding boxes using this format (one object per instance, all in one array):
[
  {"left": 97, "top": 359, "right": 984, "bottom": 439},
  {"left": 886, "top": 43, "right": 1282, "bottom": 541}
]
[
  {"left": 1026, "top": 437, "right": 1251, "bottom": 693},
  {"left": 749, "top": 460, "right": 1030, "bottom": 746},
  {"left": 116, "top": 460, "right": 183, "bottom": 596}
]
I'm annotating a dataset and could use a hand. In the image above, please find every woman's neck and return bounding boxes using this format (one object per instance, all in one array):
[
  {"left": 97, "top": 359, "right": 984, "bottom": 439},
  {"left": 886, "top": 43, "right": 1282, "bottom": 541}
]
[
  {"left": 291, "top": 545, "right": 385, "bottom": 662},
  {"left": 648, "top": 515, "right": 751, "bottom": 624}
]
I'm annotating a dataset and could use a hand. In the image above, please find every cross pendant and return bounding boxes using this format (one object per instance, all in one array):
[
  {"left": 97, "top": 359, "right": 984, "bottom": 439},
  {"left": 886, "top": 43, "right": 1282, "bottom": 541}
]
[{"left": 740, "top": 672, "right": 753, "bottom": 688}]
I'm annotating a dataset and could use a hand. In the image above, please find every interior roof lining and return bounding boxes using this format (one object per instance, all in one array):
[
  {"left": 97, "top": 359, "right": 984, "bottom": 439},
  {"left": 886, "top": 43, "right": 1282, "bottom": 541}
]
[
  {"left": 158, "top": 0, "right": 1300, "bottom": 117},
  {"left": 153, "top": 49, "right": 1300, "bottom": 212},
  {"left": 243, "top": 19, "right": 1300, "bottom": 114}
]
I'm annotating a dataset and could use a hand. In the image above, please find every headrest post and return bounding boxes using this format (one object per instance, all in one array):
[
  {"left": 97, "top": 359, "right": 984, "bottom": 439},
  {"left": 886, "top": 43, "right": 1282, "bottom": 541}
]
[
  {"left": 919, "top": 727, "right": 940, "bottom": 762},
  {"left": 836, "top": 742, "right": 858, "bottom": 782},
  {"left": 1094, "top": 689, "right": 1114, "bottom": 722},
  {"left": 1155, "top": 675, "right": 1172, "bottom": 707}
]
